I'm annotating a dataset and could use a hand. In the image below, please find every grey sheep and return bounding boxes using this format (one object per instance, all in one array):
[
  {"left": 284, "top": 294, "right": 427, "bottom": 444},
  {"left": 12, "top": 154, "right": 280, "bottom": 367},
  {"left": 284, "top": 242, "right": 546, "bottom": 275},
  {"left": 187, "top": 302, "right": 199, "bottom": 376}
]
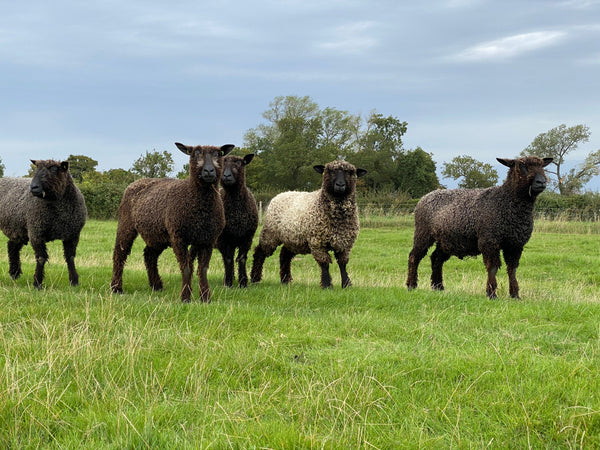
[
  {"left": 0, "top": 159, "right": 87, "bottom": 288},
  {"left": 251, "top": 160, "right": 367, "bottom": 288},
  {"left": 406, "top": 155, "right": 553, "bottom": 299},
  {"left": 217, "top": 154, "right": 259, "bottom": 288},
  {"left": 110, "top": 143, "right": 234, "bottom": 302}
]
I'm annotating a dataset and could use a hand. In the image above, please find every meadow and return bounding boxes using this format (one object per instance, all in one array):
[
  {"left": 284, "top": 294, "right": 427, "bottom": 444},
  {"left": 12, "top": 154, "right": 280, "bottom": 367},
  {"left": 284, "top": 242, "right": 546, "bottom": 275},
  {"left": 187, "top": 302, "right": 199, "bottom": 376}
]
[{"left": 0, "top": 216, "right": 599, "bottom": 448}]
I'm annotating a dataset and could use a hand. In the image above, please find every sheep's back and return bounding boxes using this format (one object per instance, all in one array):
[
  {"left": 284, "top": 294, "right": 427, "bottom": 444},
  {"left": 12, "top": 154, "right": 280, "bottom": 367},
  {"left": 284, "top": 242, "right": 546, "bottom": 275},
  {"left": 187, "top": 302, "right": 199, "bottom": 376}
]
[
  {"left": 261, "top": 191, "right": 318, "bottom": 253},
  {"left": 0, "top": 178, "right": 31, "bottom": 239},
  {"left": 415, "top": 188, "right": 489, "bottom": 256}
]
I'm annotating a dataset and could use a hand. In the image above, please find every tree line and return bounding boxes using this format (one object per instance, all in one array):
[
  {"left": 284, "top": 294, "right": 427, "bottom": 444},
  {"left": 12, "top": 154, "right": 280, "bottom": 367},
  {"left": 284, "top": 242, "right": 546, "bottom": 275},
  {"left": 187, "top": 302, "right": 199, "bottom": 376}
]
[{"left": 0, "top": 95, "right": 598, "bottom": 219}]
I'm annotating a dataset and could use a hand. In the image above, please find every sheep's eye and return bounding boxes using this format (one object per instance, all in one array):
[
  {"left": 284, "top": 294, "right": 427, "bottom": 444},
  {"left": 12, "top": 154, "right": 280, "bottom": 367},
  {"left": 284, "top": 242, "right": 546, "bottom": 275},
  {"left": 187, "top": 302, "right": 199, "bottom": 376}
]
[{"left": 519, "top": 163, "right": 528, "bottom": 175}]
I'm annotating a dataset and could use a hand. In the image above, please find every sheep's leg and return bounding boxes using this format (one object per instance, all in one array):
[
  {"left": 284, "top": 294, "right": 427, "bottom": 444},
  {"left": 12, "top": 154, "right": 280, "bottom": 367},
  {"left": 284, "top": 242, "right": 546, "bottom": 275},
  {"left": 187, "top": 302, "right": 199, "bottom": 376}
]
[
  {"left": 173, "top": 242, "right": 194, "bottom": 302},
  {"left": 144, "top": 244, "right": 167, "bottom": 291},
  {"left": 503, "top": 248, "right": 523, "bottom": 299},
  {"left": 406, "top": 238, "right": 433, "bottom": 290},
  {"left": 334, "top": 250, "right": 352, "bottom": 288},
  {"left": 30, "top": 240, "right": 49, "bottom": 289},
  {"left": 110, "top": 226, "right": 138, "bottom": 294},
  {"left": 482, "top": 251, "right": 502, "bottom": 299},
  {"left": 219, "top": 243, "right": 236, "bottom": 288},
  {"left": 62, "top": 238, "right": 80, "bottom": 286},
  {"left": 313, "top": 250, "right": 333, "bottom": 289},
  {"left": 430, "top": 246, "right": 450, "bottom": 291},
  {"left": 195, "top": 245, "right": 213, "bottom": 303},
  {"left": 236, "top": 239, "right": 253, "bottom": 288},
  {"left": 7, "top": 240, "right": 25, "bottom": 280},
  {"left": 250, "top": 243, "right": 276, "bottom": 284},
  {"left": 279, "top": 246, "right": 295, "bottom": 284}
]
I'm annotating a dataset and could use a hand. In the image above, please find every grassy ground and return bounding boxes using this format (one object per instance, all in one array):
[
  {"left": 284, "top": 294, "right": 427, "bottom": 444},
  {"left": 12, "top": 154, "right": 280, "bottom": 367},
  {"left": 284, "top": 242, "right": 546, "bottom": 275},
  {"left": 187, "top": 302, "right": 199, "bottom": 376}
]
[{"left": 0, "top": 217, "right": 599, "bottom": 448}]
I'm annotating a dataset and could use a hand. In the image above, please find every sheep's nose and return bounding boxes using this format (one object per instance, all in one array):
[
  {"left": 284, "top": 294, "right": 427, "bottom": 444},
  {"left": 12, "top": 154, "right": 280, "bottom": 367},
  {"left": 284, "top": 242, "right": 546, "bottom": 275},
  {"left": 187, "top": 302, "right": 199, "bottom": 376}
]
[
  {"left": 531, "top": 177, "right": 546, "bottom": 194},
  {"left": 30, "top": 183, "right": 43, "bottom": 197}
]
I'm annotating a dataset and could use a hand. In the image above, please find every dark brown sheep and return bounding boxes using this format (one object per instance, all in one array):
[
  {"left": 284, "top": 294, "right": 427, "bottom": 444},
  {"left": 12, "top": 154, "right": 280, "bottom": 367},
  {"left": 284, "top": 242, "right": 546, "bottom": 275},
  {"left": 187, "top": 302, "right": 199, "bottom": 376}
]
[
  {"left": 110, "top": 143, "right": 234, "bottom": 302},
  {"left": 217, "top": 154, "right": 258, "bottom": 287},
  {"left": 0, "top": 160, "right": 87, "bottom": 288},
  {"left": 251, "top": 160, "right": 367, "bottom": 288},
  {"left": 406, "top": 156, "right": 552, "bottom": 299}
]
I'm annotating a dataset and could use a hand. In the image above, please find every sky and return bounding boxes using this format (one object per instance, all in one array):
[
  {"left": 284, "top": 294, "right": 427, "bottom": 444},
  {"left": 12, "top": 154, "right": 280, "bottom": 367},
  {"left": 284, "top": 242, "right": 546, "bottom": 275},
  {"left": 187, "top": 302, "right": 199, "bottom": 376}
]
[{"left": 1, "top": 0, "right": 599, "bottom": 190}]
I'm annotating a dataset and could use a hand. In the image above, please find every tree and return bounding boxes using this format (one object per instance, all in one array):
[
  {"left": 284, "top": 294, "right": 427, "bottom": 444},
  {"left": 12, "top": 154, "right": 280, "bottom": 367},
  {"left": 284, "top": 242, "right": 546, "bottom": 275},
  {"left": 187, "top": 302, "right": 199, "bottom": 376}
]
[
  {"left": 131, "top": 150, "right": 174, "bottom": 178},
  {"left": 0, "top": 157, "right": 4, "bottom": 178},
  {"left": 442, "top": 155, "right": 498, "bottom": 189},
  {"left": 244, "top": 96, "right": 339, "bottom": 191},
  {"left": 395, "top": 147, "right": 439, "bottom": 197},
  {"left": 352, "top": 112, "right": 408, "bottom": 190},
  {"left": 67, "top": 155, "right": 98, "bottom": 182},
  {"left": 521, "top": 124, "right": 598, "bottom": 194}
]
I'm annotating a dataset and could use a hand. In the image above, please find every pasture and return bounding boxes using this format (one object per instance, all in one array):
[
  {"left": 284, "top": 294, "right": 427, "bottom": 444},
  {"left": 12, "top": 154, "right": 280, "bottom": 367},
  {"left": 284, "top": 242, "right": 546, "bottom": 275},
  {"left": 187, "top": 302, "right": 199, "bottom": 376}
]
[{"left": 0, "top": 217, "right": 599, "bottom": 448}]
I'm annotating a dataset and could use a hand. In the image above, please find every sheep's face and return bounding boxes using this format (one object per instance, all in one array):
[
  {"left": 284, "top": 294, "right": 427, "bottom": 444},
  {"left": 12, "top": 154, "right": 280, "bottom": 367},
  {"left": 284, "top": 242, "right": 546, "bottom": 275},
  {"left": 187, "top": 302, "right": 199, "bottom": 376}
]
[
  {"left": 175, "top": 143, "right": 235, "bottom": 184},
  {"left": 29, "top": 160, "right": 70, "bottom": 201},
  {"left": 497, "top": 156, "right": 553, "bottom": 198},
  {"left": 314, "top": 160, "right": 367, "bottom": 198},
  {"left": 221, "top": 154, "right": 254, "bottom": 187}
]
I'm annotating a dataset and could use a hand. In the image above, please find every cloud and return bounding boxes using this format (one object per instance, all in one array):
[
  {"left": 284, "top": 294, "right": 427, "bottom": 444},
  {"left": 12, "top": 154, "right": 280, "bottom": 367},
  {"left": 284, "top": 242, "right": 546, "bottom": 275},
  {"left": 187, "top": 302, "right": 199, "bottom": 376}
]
[
  {"left": 452, "top": 31, "right": 568, "bottom": 62},
  {"left": 317, "top": 21, "right": 378, "bottom": 54}
]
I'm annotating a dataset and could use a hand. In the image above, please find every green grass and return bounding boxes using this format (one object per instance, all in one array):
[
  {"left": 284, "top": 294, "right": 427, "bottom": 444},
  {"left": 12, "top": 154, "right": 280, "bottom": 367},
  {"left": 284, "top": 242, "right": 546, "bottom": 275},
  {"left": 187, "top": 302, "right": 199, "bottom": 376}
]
[{"left": 0, "top": 218, "right": 599, "bottom": 448}]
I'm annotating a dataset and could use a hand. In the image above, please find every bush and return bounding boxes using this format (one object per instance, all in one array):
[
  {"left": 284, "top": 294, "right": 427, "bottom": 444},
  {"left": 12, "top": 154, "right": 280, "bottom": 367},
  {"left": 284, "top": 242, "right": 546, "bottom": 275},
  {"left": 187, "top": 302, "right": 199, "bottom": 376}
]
[
  {"left": 79, "top": 182, "right": 127, "bottom": 220},
  {"left": 534, "top": 192, "right": 600, "bottom": 221}
]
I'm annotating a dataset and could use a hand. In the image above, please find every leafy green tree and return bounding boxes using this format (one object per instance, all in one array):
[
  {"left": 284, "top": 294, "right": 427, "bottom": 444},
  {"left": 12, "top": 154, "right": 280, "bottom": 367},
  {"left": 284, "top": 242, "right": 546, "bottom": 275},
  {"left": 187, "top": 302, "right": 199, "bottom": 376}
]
[
  {"left": 353, "top": 112, "right": 408, "bottom": 190},
  {"left": 521, "top": 124, "right": 598, "bottom": 194},
  {"left": 67, "top": 155, "right": 98, "bottom": 182},
  {"left": 395, "top": 147, "right": 439, "bottom": 197},
  {"left": 131, "top": 150, "right": 174, "bottom": 178},
  {"left": 245, "top": 96, "right": 329, "bottom": 190},
  {"left": 442, "top": 155, "right": 498, "bottom": 189}
]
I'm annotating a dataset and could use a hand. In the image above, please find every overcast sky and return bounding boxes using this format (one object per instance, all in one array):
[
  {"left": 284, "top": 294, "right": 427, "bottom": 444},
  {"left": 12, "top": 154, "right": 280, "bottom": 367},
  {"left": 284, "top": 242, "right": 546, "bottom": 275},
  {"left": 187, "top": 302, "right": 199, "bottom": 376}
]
[{"left": 1, "top": 0, "right": 599, "bottom": 189}]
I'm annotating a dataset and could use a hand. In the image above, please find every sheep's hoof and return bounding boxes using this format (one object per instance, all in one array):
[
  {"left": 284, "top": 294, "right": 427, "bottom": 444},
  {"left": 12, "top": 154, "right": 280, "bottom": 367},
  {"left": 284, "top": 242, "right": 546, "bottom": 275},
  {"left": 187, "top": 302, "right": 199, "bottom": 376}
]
[
  {"left": 110, "top": 285, "right": 124, "bottom": 294},
  {"left": 431, "top": 283, "right": 444, "bottom": 291},
  {"left": 406, "top": 285, "right": 417, "bottom": 291},
  {"left": 9, "top": 270, "right": 22, "bottom": 280}
]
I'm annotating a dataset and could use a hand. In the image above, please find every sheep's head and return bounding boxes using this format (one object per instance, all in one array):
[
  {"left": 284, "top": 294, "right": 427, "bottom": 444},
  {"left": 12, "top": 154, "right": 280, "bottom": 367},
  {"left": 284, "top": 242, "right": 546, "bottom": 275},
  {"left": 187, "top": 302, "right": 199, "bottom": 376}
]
[
  {"left": 221, "top": 154, "right": 254, "bottom": 188},
  {"left": 314, "top": 160, "right": 367, "bottom": 198},
  {"left": 175, "top": 143, "right": 234, "bottom": 184},
  {"left": 29, "top": 159, "right": 71, "bottom": 200},
  {"left": 497, "top": 156, "right": 553, "bottom": 199}
]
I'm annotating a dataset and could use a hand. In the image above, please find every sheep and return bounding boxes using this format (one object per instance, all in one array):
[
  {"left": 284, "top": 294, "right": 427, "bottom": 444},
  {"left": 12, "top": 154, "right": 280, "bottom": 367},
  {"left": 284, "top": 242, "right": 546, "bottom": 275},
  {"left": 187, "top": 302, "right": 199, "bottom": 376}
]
[
  {"left": 0, "top": 159, "right": 87, "bottom": 288},
  {"left": 217, "top": 153, "right": 259, "bottom": 288},
  {"left": 110, "top": 142, "right": 234, "bottom": 302},
  {"left": 250, "top": 160, "right": 367, "bottom": 288},
  {"left": 406, "top": 155, "right": 553, "bottom": 299}
]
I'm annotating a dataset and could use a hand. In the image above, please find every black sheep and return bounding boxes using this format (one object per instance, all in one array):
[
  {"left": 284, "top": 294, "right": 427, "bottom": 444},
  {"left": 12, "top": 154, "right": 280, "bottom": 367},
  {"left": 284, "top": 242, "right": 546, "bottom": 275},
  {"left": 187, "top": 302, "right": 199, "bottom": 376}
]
[
  {"left": 406, "top": 156, "right": 552, "bottom": 299},
  {"left": 0, "top": 160, "right": 87, "bottom": 288},
  {"left": 217, "top": 154, "right": 258, "bottom": 287},
  {"left": 110, "top": 143, "right": 234, "bottom": 302}
]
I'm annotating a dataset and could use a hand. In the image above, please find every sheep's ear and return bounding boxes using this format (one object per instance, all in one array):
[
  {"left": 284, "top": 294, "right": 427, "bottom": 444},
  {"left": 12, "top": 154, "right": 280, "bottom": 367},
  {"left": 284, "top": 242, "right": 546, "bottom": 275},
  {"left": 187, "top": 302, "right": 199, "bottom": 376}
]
[
  {"left": 60, "top": 161, "right": 69, "bottom": 171},
  {"left": 175, "top": 142, "right": 192, "bottom": 155},
  {"left": 243, "top": 154, "right": 255, "bottom": 165},
  {"left": 220, "top": 144, "right": 235, "bottom": 156},
  {"left": 356, "top": 168, "right": 367, "bottom": 178},
  {"left": 30, "top": 159, "right": 39, "bottom": 166},
  {"left": 542, "top": 157, "right": 553, "bottom": 167},
  {"left": 313, "top": 165, "right": 325, "bottom": 174},
  {"left": 496, "top": 158, "right": 515, "bottom": 168}
]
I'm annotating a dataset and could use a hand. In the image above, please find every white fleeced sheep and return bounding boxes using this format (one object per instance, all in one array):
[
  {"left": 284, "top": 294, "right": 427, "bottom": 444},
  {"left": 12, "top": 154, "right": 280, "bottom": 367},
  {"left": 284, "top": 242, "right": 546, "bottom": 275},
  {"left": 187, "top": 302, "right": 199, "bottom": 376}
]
[{"left": 250, "top": 160, "right": 366, "bottom": 288}]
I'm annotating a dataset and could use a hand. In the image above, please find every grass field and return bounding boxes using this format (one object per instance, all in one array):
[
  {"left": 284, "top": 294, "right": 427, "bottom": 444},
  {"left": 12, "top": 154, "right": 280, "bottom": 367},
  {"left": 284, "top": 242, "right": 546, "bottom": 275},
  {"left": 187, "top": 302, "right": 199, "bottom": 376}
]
[{"left": 0, "top": 217, "right": 599, "bottom": 448}]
